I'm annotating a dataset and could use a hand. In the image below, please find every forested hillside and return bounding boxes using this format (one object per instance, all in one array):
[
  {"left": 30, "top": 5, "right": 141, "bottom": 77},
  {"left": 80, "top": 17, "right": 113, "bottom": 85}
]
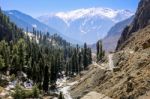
[
  {"left": 0, "top": 8, "right": 24, "bottom": 42},
  {"left": 0, "top": 7, "right": 92, "bottom": 98}
]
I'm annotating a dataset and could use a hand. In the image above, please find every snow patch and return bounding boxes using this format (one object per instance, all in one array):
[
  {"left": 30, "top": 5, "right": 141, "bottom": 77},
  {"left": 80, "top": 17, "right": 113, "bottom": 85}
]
[
  {"left": 56, "top": 77, "right": 79, "bottom": 99},
  {"left": 8, "top": 12, "right": 13, "bottom": 15},
  {"left": 50, "top": 7, "right": 134, "bottom": 23},
  {"left": 108, "top": 54, "right": 114, "bottom": 70},
  {"left": 32, "top": 24, "right": 37, "bottom": 28}
]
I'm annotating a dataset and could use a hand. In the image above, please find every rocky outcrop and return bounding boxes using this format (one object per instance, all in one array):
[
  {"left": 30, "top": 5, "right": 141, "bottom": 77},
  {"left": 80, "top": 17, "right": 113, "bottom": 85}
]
[{"left": 116, "top": 0, "right": 150, "bottom": 50}]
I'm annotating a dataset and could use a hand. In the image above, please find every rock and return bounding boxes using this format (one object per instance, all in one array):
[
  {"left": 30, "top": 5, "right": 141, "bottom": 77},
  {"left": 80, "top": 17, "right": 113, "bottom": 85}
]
[
  {"left": 126, "top": 81, "right": 134, "bottom": 93},
  {"left": 142, "top": 39, "right": 150, "bottom": 49},
  {"left": 113, "top": 67, "right": 120, "bottom": 72},
  {"left": 81, "top": 91, "right": 112, "bottom": 99}
]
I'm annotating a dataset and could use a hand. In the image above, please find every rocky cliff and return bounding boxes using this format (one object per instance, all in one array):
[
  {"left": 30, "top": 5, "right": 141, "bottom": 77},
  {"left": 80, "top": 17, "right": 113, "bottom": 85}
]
[{"left": 116, "top": 0, "right": 150, "bottom": 50}]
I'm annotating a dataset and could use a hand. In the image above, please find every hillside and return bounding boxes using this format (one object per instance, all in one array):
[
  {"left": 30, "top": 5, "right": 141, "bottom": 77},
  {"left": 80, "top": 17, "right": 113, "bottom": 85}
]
[
  {"left": 71, "top": 20, "right": 150, "bottom": 99},
  {"left": 116, "top": 0, "right": 150, "bottom": 50},
  {"left": 0, "top": 9, "right": 24, "bottom": 41},
  {"left": 4, "top": 10, "right": 59, "bottom": 35}
]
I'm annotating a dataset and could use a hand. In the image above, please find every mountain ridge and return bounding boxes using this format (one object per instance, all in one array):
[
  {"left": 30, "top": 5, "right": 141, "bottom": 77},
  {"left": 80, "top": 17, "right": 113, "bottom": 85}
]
[
  {"left": 42, "top": 7, "right": 133, "bottom": 23},
  {"left": 38, "top": 7, "right": 134, "bottom": 44},
  {"left": 4, "top": 10, "right": 81, "bottom": 44}
]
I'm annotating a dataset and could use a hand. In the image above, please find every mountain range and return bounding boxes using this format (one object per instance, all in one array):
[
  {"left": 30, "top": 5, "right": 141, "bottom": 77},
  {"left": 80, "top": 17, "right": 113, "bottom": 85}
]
[
  {"left": 38, "top": 7, "right": 134, "bottom": 43},
  {"left": 4, "top": 8, "right": 134, "bottom": 45}
]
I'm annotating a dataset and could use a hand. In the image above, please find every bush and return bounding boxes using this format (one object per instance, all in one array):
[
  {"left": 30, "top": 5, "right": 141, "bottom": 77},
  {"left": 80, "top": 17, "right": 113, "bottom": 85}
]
[
  {"left": 0, "top": 78, "right": 8, "bottom": 87},
  {"left": 10, "top": 74, "right": 16, "bottom": 81},
  {"left": 13, "top": 84, "right": 25, "bottom": 99},
  {"left": 0, "top": 86, "right": 3, "bottom": 93},
  {"left": 12, "top": 84, "right": 40, "bottom": 98},
  {"left": 24, "top": 89, "right": 33, "bottom": 98},
  {"left": 32, "top": 85, "right": 40, "bottom": 98}
]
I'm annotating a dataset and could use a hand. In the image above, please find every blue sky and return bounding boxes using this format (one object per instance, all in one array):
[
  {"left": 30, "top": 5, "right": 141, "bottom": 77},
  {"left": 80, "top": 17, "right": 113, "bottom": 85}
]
[{"left": 0, "top": 0, "right": 139, "bottom": 17}]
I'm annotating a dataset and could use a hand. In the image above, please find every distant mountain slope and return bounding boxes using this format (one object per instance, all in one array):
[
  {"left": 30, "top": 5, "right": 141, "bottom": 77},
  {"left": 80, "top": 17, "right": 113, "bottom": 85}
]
[
  {"left": 38, "top": 7, "right": 134, "bottom": 43},
  {"left": 0, "top": 9, "right": 23, "bottom": 41},
  {"left": 89, "top": 16, "right": 134, "bottom": 52},
  {"left": 106, "top": 16, "right": 134, "bottom": 38},
  {"left": 4, "top": 10, "right": 81, "bottom": 44},
  {"left": 116, "top": 0, "right": 150, "bottom": 50},
  {"left": 102, "top": 16, "right": 134, "bottom": 52},
  {"left": 4, "top": 10, "right": 59, "bottom": 34}
]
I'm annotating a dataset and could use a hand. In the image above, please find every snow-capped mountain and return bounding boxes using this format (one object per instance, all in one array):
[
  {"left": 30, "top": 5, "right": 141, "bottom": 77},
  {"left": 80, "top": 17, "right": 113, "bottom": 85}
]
[
  {"left": 55, "top": 8, "right": 133, "bottom": 23},
  {"left": 38, "top": 7, "right": 134, "bottom": 43}
]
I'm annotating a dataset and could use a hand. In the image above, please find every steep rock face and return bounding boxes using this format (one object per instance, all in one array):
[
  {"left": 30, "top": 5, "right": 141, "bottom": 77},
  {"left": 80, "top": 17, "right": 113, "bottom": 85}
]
[{"left": 116, "top": 0, "right": 150, "bottom": 50}]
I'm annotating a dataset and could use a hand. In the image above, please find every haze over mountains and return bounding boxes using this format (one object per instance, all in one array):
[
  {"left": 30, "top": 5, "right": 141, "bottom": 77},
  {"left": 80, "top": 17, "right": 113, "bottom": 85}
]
[{"left": 38, "top": 7, "right": 134, "bottom": 43}]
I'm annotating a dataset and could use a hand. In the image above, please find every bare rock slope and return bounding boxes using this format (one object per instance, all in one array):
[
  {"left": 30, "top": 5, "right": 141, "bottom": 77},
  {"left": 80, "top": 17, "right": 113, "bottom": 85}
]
[{"left": 71, "top": 25, "right": 150, "bottom": 99}]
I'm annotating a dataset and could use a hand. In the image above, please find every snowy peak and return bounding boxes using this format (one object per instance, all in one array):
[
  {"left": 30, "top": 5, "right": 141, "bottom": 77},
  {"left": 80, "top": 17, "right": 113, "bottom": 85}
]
[
  {"left": 49, "top": 7, "right": 133, "bottom": 23},
  {"left": 37, "top": 7, "right": 134, "bottom": 43}
]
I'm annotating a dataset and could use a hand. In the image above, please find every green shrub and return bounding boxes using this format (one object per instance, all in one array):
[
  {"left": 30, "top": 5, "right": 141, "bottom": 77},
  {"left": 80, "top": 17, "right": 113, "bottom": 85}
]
[
  {"left": 10, "top": 74, "right": 16, "bottom": 81},
  {"left": 32, "top": 85, "right": 40, "bottom": 98},
  {"left": 13, "top": 84, "right": 25, "bottom": 99},
  {"left": 0, "top": 78, "right": 8, "bottom": 87},
  {"left": 24, "top": 89, "right": 33, "bottom": 98},
  {"left": 0, "top": 86, "right": 3, "bottom": 93},
  {"left": 12, "top": 84, "right": 40, "bottom": 98}
]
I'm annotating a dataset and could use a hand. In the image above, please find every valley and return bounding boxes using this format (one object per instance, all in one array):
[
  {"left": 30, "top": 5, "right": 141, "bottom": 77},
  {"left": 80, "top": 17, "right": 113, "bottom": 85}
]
[{"left": 0, "top": 0, "right": 150, "bottom": 99}]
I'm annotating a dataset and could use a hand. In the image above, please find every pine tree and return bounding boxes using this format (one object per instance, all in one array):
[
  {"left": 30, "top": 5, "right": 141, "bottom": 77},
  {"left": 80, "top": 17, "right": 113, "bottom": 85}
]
[
  {"left": 96, "top": 40, "right": 105, "bottom": 62},
  {"left": 43, "top": 65, "right": 49, "bottom": 92},
  {"left": 59, "top": 92, "right": 64, "bottom": 99},
  {"left": 0, "top": 55, "right": 5, "bottom": 70},
  {"left": 83, "top": 43, "right": 88, "bottom": 69}
]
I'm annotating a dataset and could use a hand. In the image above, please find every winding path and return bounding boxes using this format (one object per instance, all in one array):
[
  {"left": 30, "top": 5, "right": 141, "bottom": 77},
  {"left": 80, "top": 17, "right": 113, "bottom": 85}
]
[{"left": 108, "top": 54, "right": 114, "bottom": 70}]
